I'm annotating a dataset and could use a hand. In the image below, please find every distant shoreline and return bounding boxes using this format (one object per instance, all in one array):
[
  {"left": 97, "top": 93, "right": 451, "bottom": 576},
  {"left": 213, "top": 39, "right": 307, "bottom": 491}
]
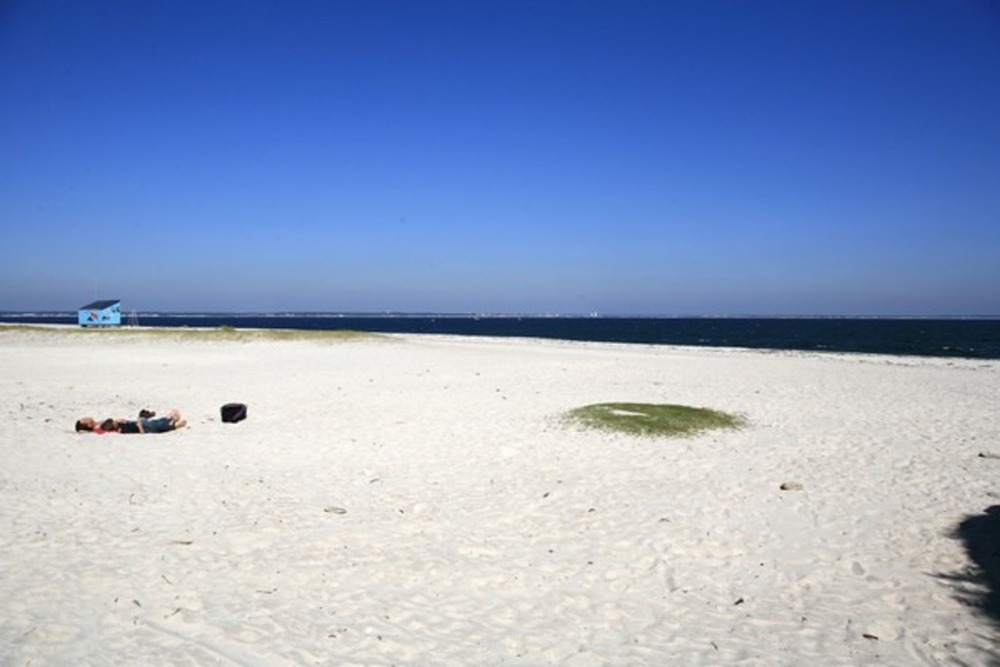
[
  {"left": 2, "top": 311, "right": 999, "bottom": 320},
  {"left": 3, "top": 314, "right": 999, "bottom": 359}
]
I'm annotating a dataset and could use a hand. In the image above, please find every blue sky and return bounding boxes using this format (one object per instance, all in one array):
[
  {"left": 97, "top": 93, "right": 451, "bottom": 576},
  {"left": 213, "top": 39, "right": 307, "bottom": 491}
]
[{"left": 2, "top": 0, "right": 998, "bottom": 316}]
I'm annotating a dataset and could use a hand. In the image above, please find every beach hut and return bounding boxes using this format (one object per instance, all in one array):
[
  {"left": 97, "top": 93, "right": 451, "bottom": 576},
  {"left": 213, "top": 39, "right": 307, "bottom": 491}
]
[{"left": 78, "top": 300, "right": 122, "bottom": 327}]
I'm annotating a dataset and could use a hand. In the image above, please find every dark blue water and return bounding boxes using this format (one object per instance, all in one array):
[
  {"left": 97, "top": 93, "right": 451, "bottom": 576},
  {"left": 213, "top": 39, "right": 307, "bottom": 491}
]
[{"left": 3, "top": 313, "right": 999, "bottom": 359}]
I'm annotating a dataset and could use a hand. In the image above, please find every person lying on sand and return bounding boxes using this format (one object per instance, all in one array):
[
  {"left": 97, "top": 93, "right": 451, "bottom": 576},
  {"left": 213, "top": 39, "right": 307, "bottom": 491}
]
[{"left": 75, "top": 409, "right": 187, "bottom": 434}]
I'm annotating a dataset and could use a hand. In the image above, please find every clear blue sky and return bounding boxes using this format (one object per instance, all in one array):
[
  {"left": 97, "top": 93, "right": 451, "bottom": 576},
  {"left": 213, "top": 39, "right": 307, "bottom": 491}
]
[{"left": 2, "top": 0, "right": 998, "bottom": 316}]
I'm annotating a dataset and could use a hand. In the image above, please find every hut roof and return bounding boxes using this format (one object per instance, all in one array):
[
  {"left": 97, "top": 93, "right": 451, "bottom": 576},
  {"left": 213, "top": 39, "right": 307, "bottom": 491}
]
[{"left": 79, "top": 300, "right": 121, "bottom": 310}]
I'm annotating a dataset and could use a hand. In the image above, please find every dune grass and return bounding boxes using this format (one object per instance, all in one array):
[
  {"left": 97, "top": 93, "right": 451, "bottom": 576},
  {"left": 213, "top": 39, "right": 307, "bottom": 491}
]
[
  {"left": 566, "top": 402, "right": 747, "bottom": 438},
  {"left": 0, "top": 323, "right": 382, "bottom": 343},
  {"left": 169, "top": 326, "right": 381, "bottom": 343}
]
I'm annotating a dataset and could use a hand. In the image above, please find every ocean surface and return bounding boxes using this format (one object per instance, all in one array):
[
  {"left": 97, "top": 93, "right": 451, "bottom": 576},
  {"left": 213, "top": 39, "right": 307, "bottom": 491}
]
[{"left": 2, "top": 313, "right": 999, "bottom": 359}]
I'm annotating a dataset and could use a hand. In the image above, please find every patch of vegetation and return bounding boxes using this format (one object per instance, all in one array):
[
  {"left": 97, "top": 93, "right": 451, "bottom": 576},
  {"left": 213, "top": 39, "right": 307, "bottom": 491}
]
[
  {"left": 566, "top": 402, "right": 747, "bottom": 438},
  {"left": 0, "top": 323, "right": 383, "bottom": 343},
  {"left": 183, "top": 327, "right": 381, "bottom": 343}
]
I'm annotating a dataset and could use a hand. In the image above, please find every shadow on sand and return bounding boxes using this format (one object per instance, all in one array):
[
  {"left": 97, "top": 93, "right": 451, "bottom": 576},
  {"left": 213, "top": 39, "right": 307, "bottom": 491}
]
[{"left": 941, "top": 504, "right": 1000, "bottom": 666}]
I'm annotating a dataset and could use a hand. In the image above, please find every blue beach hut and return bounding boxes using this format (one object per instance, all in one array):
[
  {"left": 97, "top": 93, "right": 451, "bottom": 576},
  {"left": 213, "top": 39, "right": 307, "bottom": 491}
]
[{"left": 78, "top": 300, "right": 122, "bottom": 327}]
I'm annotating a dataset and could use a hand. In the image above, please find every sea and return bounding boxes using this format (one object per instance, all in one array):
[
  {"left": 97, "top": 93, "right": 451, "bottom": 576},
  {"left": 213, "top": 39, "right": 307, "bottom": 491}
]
[{"left": 2, "top": 312, "right": 999, "bottom": 360}]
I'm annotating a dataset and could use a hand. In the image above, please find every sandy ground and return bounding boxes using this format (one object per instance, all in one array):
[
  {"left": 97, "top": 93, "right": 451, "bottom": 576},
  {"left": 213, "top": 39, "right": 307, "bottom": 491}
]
[{"left": 1, "top": 326, "right": 998, "bottom": 666}]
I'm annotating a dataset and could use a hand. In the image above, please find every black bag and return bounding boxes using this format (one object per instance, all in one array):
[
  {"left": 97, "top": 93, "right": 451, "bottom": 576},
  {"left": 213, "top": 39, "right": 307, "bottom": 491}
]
[{"left": 221, "top": 403, "right": 247, "bottom": 423}]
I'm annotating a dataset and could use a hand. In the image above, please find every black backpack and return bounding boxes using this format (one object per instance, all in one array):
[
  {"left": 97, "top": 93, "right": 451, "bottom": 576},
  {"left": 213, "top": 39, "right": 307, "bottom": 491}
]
[{"left": 221, "top": 403, "right": 247, "bottom": 423}]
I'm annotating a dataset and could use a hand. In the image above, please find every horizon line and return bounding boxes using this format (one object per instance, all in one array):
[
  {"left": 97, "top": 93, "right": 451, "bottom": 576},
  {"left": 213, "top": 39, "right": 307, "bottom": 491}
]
[{"left": 2, "top": 310, "right": 999, "bottom": 320}]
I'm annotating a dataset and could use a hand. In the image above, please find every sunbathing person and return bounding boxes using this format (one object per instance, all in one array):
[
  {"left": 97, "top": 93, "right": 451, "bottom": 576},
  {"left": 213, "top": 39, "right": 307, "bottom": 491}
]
[
  {"left": 76, "top": 410, "right": 187, "bottom": 434},
  {"left": 75, "top": 417, "right": 103, "bottom": 433}
]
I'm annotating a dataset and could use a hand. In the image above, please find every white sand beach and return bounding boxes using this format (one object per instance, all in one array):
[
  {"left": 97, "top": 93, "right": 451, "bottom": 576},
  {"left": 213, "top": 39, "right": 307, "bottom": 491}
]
[{"left": 1, "top": 325, "right": 998, "bottom": 666}]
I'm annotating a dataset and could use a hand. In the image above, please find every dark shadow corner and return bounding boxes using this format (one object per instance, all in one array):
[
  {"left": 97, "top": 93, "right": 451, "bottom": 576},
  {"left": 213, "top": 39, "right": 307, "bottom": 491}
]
[
  {"left": 939, "top": 504, "right": 1000, "bottom": 665},
  {"left": 946, "top": 505, "right": 1000, "bottom": 619}
]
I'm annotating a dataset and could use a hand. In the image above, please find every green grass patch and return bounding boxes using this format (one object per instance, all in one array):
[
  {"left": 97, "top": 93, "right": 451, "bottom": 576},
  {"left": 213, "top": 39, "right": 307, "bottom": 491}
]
[
  {"left": 177, "top": 326, "right": 380, "bottom": 343},
  {"left": 566, "top": 402, "right": 747, "bottom": 438},
  {"left": 0, "top": 323, "right": 383, "bottom": 343}
]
